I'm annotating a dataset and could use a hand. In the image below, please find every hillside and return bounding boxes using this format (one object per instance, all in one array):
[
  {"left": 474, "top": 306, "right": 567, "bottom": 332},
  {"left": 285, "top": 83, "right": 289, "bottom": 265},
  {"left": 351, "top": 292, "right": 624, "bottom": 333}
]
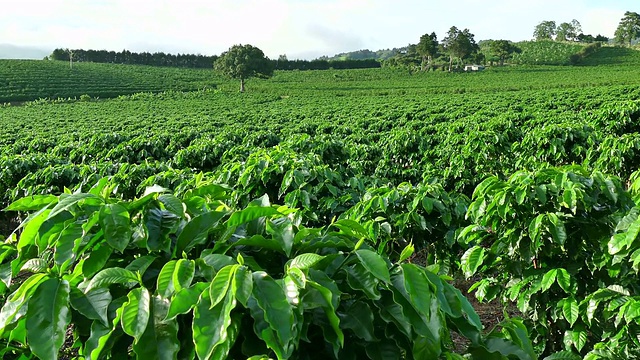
[
  {"left": 579, "top": 45, "right": 640, "bottom": 65},
  {"left": 0, "top": 60, "right": 217, "bottom": 103}
]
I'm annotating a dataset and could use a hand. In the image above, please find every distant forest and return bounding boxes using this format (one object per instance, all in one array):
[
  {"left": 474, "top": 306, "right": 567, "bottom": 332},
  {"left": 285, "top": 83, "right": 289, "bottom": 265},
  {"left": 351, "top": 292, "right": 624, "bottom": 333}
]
[{"left": 49, "top": 48, "right": 381, "bottom": 71}]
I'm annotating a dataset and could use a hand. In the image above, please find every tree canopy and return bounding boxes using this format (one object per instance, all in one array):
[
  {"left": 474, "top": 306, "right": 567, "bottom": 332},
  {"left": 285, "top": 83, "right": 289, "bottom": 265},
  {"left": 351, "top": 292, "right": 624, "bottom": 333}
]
[
  {"left": 214, "top": 44, "right": 274, "bottom": 92},
  {"left": 614, "top": 11, "right": 640, "bottom": 45},
  {"left": 416, "top": 32, "right": 439, "bottom": 71},
  {"left": 442, "top": 27, "right": 479, "bottom": 71},
  {"left": 556, "top": 20, "right": 582, "bottom": 41},
  {"left": 533, "top": 21, "right": 557, "bottom": 40},
  {"left": 488, "top": 40, "right": 521, "bottom": 66}
]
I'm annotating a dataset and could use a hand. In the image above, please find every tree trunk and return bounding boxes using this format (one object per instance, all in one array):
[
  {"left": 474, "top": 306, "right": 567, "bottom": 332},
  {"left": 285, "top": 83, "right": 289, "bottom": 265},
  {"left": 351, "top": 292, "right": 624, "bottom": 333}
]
[
  {"left": 239, "top": 78, "right": 245, "bottom": 92},
  {"left": 449, "top": 55, "right": 453, "bottom": 72}
]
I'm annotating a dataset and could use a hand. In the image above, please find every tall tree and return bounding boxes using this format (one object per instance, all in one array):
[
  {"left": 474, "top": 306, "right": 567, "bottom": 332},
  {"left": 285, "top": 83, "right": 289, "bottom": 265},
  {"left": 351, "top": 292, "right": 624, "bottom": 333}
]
[
  {"left": 214, "top": 44, "right": 274, "bottom": 92},
  {"left": 533, "top": 21, "right": 557, "bottom": 40},
  {"left": 488, "top": 40, "right": 521, "bottom": 66},
  {"left": 442, "top": 27, "right": 479, "bottom": 71},
  {"left": 556, "top": 20, "right": 581, "bottom": 41},
  {"left": 416, "top": 32, "right": 439, "bottom": 71},
  {"left": 614, "top": 11, "right": 640, "bottom": 45}
]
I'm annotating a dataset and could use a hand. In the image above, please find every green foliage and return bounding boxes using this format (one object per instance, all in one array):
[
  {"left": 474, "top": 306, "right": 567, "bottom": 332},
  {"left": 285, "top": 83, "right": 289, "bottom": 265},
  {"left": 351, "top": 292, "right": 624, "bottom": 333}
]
[
  {"left": 462, "top": 167, "right": 640, "bottom": 357},
  {"left": 614, "top": 11, "right": 640, "bottom": 45},
  {"left": 0, "top": 183, "right": 534, "bottom": 359},
  {"left": 214, "top": 44, "right": 275, "bottom": 92}
]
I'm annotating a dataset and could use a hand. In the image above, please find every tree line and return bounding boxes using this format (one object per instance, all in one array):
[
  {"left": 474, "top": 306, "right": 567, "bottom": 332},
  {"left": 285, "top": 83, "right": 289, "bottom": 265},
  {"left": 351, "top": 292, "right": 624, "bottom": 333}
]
[{"left": 48, "top": 48, "right": 380, "bottom": 71}]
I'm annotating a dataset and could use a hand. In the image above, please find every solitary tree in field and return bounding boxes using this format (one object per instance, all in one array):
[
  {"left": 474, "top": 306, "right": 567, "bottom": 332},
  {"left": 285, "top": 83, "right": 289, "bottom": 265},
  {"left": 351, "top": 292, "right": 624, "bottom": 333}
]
[
  {"left": 416, "top": 32, "right": 439, "bottom": 71},
  {"left": 214, "top": 44, "right": 274, "bottom": 92},
  {"left": 533, "top": 21, "right": 557, "bottom": 40},
  {"left": 442, "top": 27, "right": 479, "bottom": 71},
  {"left": 614, "top": 11, "right": 640, "bottom": 45},
  {"left": 488, "top": 40, "right": 521, "bottom": 66}
]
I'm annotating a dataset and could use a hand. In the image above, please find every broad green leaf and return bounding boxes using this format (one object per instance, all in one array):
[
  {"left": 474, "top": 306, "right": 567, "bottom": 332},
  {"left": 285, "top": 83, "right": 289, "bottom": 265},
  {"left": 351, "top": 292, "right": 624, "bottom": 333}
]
[
  {"left": 608, "top": 233, "right": 627, "bottom": 255},
  {"left": 307, "top": 279, "right": 344, "bottom": 348},
  {"left": 226, "top": 206, "right": 281, "bottom": 227},
  {"left": 400, "top": 264, "right": 433, "bottom": 318},
  {"left": 563, "top": 297, "right": 579, "bottom": 326},
  {"left": 0, "top": 273, "right": 48, "bottom": 332},
  {"left": 461, "top": 246, "right": 485, "bottom": 278},
  {"left": 54, "top": 223, "right": 83, "bottom": 267},
  {"left": 547, "top": 213, "right": 566, "bottom": 245},
  {"left": 333, "top": 219, "right": 369, "bottom": 239},
  {"left": 156, "top": 259, "right": 195, "bottom": 299},
  {"left": 289, "top": 253, "right": 325, "bottom": 270},
  {"left": 345, "top": 263, "right": 381, "bottom": 300},
  {"left": 158, "top": 194, "right": 185, "bottom": 218},
  {"left": 121, "top": 287, "right": 151, "bottom": 342},
  {"left": 193, "top": 286, "right": 237, "bottom": 360},
  {"left": 5, "top": 195, "right": 58, "bottom": 211},
  {"left": 165, "top": 282, "right": 209, "bottom": 320},
  {"left": 26, "top": 278, "right": 71, "bottom": 360},
  {"left": 86, "top": 267, "right": 139, "bottom": 292},
  {"left": 48, "top": 193, "right": 103, "bottom": 220},
  {"left": 356, "top": 249, "right": 390, "bottom": 284},
  {"left": 99, "top": 203, "right": 131, "bottom": 252},
  {"left": 17, "top": 207, "right": 51, "bottom": 253},
  {"left": 125, "top": 255, "right": 157, "bottom": 276},
  {"left": 82, "top": 244, "right": 112, "bottom": 278},
  {"left": 175, "top": 211, "right": 226, "bottom": 256},
  {"left": 251, "top": 271, "right": 295, "bottom": 357},
  {"left": 625, "top": 216, "right": 640, "bottom": 245},
  {"left": 267, "top": 218, "right": 295, "bottom": 257},
  {"left": 563, "top": 326, "right": 588, "bottom": 353},
  {"left": 556, "top": 268, "right": 571, "bottom": 294},
  {"left": 233, "top": 267, "right": 253, "bottom": 307},
  {"left": 340, "top": 301, "right": 376, "bottom": 341},
  {"left": 83, "top": 298, "right": 125, "bottom": 360},
  {"left": 70, "top": 287, "right": 111, "bottom": 326},
  {"left": 132, "top": 295, "right": 180, "bottom": 360},
  {"left": 210, "top": 265, "right": 239, "bottom": 309},
  {"left": 541, "top": 269, "right": 558, "bottom": 292},
  {"left": 543, "top": 350, "right": 581, "bottom": 360}
]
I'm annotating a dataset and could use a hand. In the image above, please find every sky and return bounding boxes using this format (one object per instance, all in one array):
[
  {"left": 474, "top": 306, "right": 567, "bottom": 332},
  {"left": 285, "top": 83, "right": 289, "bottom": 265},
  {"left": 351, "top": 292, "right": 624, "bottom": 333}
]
[{"left": 0, "top": 0, "right": 636, "bottom": 59}]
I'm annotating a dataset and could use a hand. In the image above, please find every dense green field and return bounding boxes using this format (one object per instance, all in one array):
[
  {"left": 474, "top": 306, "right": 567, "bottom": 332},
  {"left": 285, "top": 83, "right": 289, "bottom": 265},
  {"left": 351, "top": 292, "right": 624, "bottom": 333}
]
[
  {"left": 0, "top": 60, "right": 217, "bottom": 103},
  {"left": 2, "top": 49, "right": 640, "bottom": 359}
]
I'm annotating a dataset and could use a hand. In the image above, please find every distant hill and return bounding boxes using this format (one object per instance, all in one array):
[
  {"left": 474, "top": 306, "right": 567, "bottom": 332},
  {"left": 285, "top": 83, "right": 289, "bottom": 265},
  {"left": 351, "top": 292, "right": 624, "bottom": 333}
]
[
  {"left": 0, "top": 44, "right": 49, "bottom": 60},
  {"left": 320, "top": 47, "right": 409, "bottom": 61}
]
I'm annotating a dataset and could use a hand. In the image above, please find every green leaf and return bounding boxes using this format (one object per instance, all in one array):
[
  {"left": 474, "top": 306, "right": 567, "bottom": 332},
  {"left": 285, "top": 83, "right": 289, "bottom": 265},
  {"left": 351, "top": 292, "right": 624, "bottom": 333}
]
[
  {"left": 307, "top": 279, "right": 344, "bottom": 348},
  {"left": 543, "top": 350, "right": 581, "bottom": 360},
  {"left": 193, "top": 285, "right": 237, "bottom": 360},
  {"left": 70, "top": 287, "right": 111, "bottom": 326},
  {"left": 26, "top": 278, "right": 71, "bottom": 360},
  {"left": 121, "top": 287, "right": 151, "bottom": 342},
  {"left": 5, "top": 195, "right": 58, "bottom": 211},
  {"left": 156, "top": 259, "right": 196, "bottom": 300},
  {"left": 563, "top": 297, "right": 579, "bottom": 326},
  {"left": 547, "top": 213, "right": 566, "bottom": 245},
  {"left": 132, "top": 295, "right": 180, "bottom": 360},
  {"left": 54, "top": 223, "right": 83, "bottom": 267},
  {"left": 251, "top": 271, "right": 295, "bottom": 357},
  {"left": 82, "top": 244, "right": 112, "bottom": 278},
  {"left": 461, "top": 246, "right": 485, "bottom": 278},
  {"left": 99, "top": 203, "right": 131, "bottom": 252},
  {"left": 398, "top": 242, "right": 415, "bottom": 263},
  {"left": 267, "top": 218, "right": 295, "bottom": 257},
  {"left": 345, "top": 263, "right": 381, "bottom": 300},
  {"left": 356, "top": 249, "right": 391, "bottom": 284},
  {"left": 158, "top": 194, "right": 185, "bottom": 218},
  {"left": 556, "top": 268, "right": 571, "bottom": 294},
  {"left": 541, "top": 269, "right": 558, "bottom": 292},
  {"left": 608, "top": 233, "right": 627, "bottom": 255},
  {"left": 48, "top": 193, "right": 103, "bottom": 220},
  {"left": 226, "top": 206, "right": 281, "bottom": 228},
  {"left": 175, "top": 211, "right": 226, "bottom": 256},
  {"left": 210, "top": 265, "right": 239, "bottom": 309},
  {"left": 165, "top": 282, "right": 209, "bottom": 320},
  {"left": 86, "top": 267, "right": 139, "bottom": 292},
  {"left": 567, "top": 325, "right": 588, "bottom": 352},
  {"left": 340, "top": 301, "right": 377, "bottom": 342},
  {"left": 233, "top": 267, "right": 253, "bottom": 307},
  {"left": 0, "top": 273, "right": 48, "bottom": 332},
  {"left": 290, "top": 253, "right": 325, "bottom": 270},
  {"left": 17, "top": 207, "right": 51, "bottom": 253}
]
